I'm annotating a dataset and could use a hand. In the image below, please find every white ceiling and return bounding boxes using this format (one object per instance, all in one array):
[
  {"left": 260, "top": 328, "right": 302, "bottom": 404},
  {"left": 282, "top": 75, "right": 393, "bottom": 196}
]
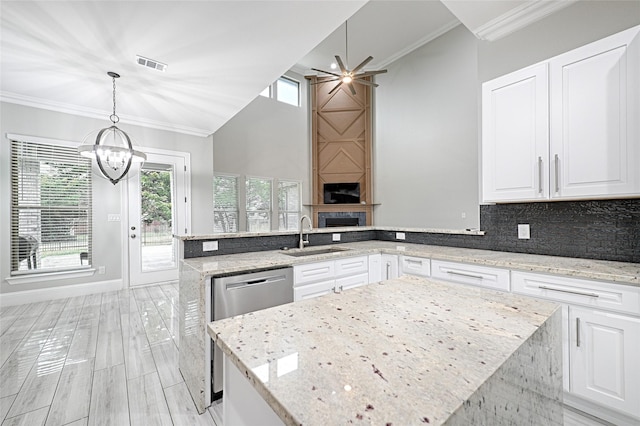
[{"left": 0, "top": 1, "right": 575, "bottom": 138}]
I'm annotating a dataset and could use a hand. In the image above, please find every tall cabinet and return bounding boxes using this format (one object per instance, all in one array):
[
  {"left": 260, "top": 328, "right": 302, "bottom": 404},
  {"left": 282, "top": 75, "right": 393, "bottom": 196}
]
[{"left": 482, "top": 25, "right": 640, "bottom": 203}]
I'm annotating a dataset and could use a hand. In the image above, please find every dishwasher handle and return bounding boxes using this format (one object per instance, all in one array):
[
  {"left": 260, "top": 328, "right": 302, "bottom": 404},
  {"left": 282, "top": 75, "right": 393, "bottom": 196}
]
[{"left": 225, "top": 274, "right": 289, "bottom": 290}]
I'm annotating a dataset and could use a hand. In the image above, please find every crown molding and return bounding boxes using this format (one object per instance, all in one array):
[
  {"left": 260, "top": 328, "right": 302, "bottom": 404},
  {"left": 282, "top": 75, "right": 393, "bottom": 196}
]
[
  {"left": 474, "top": 0, "right": 578, "bottom": 41},
  {"left": 0, "top": 91, "right": 212, "bottom": 138}
]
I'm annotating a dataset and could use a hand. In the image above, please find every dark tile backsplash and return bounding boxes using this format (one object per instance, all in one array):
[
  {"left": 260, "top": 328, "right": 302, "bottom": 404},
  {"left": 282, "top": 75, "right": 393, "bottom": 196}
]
[
  {"left": 478, "top": 199, "right": 639, "bottom": 262},
  {"left": 185, "top": 199, "right": 639, "bottom": 263}
]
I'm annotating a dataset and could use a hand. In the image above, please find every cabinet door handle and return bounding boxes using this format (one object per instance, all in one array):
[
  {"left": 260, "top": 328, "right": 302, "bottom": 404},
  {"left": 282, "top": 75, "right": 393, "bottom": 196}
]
[
  {"left": 538, "top": 157, "right": 543, "bottom": 194},
  {"left": 537, "top": 285, "right": 599, "bottom": 298},
  {"left": 576, "top": 317, "right": 581, "bottom": 347},
  {"left": 386, "top": 262, "right": 391, "bottom": 280},
  {"left": 406, "top": 259, "right": 422, "bottom": 265},
  {"left": 446, "top": 270, "right": 484, "bottom": 280},
  {"left": 554, "top": 154, "right": 559, "bottom": 193}
]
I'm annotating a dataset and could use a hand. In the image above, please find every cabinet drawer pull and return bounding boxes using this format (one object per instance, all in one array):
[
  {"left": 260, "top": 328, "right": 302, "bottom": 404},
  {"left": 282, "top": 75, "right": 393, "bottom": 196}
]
[
  {"left": 554, "top": 154, "right": 559, "bottom": 193},
  {"left": 576, "top": 317, "right": 581, "bottom": 347},
  {"left": 406, "top": 259, "right": 422, "bottom": 265},
  {"left": 537, "top": 285, "right": 599, "bottom": 298},
  {"left": 446, "top": 270, "right": 484, "bottom": 280},
  {"left": 538, "top": 156, "right": 543, "bottom": 194}
]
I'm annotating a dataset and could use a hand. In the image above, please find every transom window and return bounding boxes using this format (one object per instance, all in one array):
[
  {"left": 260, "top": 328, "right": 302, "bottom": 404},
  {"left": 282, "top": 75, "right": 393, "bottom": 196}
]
[
  {"left": 259, "top": 76, "right": 300, "bottom": 107},
  {"left": 10, "top": 139, "right": 92, "bottom": 274}
]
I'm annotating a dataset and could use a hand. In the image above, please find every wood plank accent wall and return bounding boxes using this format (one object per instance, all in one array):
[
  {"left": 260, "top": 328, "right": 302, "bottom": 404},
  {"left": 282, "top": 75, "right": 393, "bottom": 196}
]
[{"left": 309, "top": 76, "right": 373, "bottom": 227}]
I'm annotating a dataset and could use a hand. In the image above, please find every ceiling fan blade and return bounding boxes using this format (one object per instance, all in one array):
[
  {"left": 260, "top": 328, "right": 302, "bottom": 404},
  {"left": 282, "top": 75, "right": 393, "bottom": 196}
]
[
  {"left": 348, "top": 83, "right": 357, "bottom": 96},
  {"left": 328, "top": 81, "right": 343, "bottom": 94},
  {"left": 310, "top": 77, "right": 340, "bottom": 85},
  {"left": 357, "top": 69, "right": 388, "bottom": 77},
  {"left": 335, "top": 55, "right": 347, "bottom": 74},
  {"left": 351, "top": 56, "right": 373, "bottom": 74},
  {"left": 311, "top": 68, "right": 342, "bottom": 78},
  {"left": 352, "top": 79, "right": 379, "bottom": 88}
]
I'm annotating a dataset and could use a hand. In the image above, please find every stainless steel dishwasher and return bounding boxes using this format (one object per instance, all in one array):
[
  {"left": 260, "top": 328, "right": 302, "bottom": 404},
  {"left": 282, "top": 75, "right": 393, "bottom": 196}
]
[{"left": 209, "top": 267, "right": 293, "bottom": 400}]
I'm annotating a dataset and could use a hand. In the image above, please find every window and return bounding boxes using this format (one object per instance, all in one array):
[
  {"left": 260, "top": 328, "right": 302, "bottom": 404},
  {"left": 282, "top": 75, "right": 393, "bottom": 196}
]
[
  {"left": 260, "top": 76, "right": 300, "bottom": 107},
  {"left": 213, "top": 175, "right": 238, "bottom": 233},
  {"left": 10, "top": 139, "right": 92, "bottom": 273},
  {"left": 278, "top": 180, "right": 301, "bottom": 231},
  {"left": 246, "top": 177, "right": 272, "bottom": 232},
  {"left": 276, "top": 77, "right": 300, "bottom": 106}
]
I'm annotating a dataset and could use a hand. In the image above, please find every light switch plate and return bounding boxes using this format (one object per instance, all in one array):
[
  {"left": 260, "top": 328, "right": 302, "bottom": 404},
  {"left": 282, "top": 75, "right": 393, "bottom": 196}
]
[
  {"left": 332, "top": 233, "right": 341, "bottom": 241},
  {"left": 203, "top": 241, "right": 219, "bottom": 251},
  {"left": 396, "top": 232, "right": 406, "bottom": 240},
  {"left": 518, "top": 224, "right": 530, "bottom": 239}
]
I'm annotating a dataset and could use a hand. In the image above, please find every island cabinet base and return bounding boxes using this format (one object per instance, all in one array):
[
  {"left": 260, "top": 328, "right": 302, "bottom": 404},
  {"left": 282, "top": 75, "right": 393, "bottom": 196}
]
[{"left": 223, "top": 355, "right": 283, "bottom": 426}]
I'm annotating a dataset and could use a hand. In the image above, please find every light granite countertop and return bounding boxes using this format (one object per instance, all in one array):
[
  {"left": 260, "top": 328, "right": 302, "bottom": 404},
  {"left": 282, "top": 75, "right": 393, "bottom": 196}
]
[
  {"left": 207, "top": 275, "right": 562, "bottom": 425},
  {"left": 182, "top": 240, "right": 640, "bottom": 287}
]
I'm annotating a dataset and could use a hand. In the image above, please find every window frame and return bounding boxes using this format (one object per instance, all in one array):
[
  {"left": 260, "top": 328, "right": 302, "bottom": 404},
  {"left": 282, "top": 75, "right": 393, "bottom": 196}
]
[
  {"left": 213, "top": 173, "right": 240, "bottom": 233},
  {"left": 277, "top": 180, "right": 302, "bottom": 231},
  {"left": 9, "top": 135, "right": 93, "bottom": 276},
  {"left": 245, "top": 176, "right": 273, "bottom": 233},
  {"left": 259, "top": 75, "right": 301, "bottom": 107}
]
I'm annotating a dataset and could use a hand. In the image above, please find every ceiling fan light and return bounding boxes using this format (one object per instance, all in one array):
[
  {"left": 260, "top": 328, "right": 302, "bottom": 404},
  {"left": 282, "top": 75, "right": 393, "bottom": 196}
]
[{"left": 342, "top": 75, "right": 353, "bottom": 84}]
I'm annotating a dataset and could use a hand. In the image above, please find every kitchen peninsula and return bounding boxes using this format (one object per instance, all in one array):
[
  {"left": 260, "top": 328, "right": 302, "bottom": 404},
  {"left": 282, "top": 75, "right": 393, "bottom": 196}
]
[
  {"left": 207, "top": 274, "right": 563, "bottom": 425},
  {"left": 178, "top": 230, "right": 640, "bottom": 423}
]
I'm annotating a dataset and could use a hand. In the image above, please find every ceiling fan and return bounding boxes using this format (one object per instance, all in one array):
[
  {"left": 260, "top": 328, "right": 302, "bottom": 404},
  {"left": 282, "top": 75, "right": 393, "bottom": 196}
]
[{"left": 312, "top": 21, "right": 387, "bottom": 95}]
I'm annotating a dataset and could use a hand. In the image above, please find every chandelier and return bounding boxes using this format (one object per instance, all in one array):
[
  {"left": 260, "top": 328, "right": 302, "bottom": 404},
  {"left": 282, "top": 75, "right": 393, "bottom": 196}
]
[{"left": 78, "top": 72, "right": 146, "bottom": 185}]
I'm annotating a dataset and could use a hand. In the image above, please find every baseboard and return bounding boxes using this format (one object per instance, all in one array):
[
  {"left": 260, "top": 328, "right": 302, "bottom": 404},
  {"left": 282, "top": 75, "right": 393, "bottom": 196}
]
[
  {"left": 564, "top": 393, "right": 638, "bottom": 426},
  {"left": 0, "top": 279, "right": 124, "bottom": 307}
]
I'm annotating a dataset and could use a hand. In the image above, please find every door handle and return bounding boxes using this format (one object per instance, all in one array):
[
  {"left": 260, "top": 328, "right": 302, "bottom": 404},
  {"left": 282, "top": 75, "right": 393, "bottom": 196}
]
[
  {"left": 538, "top": 156, "right": 543, "bottom": 194},
  {"left": 130, "top": 234, "right": 136, "bottom": 239},
  {"left": 576, "top": 317, "right": 581, "bottom": 347}
]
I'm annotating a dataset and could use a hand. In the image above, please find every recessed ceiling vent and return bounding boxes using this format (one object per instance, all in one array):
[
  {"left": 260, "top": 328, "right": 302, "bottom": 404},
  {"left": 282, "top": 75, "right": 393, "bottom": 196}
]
[{"left": 136, "top": 55, "right": 167, "bottom": 72}]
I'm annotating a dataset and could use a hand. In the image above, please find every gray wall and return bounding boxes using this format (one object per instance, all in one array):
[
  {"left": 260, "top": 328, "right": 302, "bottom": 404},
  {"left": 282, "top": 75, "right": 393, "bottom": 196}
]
[
  {"left": 0, "top": 102, "right": 213, "bottom": 295},
  {"left": 374, "top": 25, "right": 480, "bottom": 229},
  {"left": 212, "top": 71, "right": 311, "bottom": 231}
]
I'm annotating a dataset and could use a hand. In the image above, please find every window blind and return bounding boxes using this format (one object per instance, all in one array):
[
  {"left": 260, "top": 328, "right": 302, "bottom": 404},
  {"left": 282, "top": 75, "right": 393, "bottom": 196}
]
[
  {"left": 214, "top": 175, "right": 238, "bottom": 233},
  {"left": 10, "top": 139, "right": 92, "bottom": 273}
]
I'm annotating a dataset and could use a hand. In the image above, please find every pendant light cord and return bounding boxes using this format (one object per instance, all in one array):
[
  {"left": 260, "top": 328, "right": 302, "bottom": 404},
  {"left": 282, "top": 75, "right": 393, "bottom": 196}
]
[{"left": 110, "top": 75, "right": 120, "bottom": 124}]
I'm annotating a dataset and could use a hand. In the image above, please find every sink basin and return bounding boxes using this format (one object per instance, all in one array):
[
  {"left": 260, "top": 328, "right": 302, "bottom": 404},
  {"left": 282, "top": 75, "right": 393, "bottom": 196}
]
[{"left": 283, "top": 247, "right": 350, "bottom": 257}]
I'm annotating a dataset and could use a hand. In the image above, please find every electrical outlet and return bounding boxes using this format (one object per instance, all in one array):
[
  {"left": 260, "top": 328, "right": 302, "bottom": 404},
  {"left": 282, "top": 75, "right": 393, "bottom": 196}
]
[
  {"left": 98, "top": 266, "right": 106, "bottom": 274},
  {"left": 518, "top": 224, "right": 530, "bottom": 239},
  {"left": 203, "top": 241, "right": 219, "bottom": 251},
  {"left": 107, "top": 214, "right": 121, "bottom": 222},
  {"left": 332, "top": 233, "right": 341, "bottom": 242},
  {"left": 396, "top": 232, "right": 406, "bottom": 240}
]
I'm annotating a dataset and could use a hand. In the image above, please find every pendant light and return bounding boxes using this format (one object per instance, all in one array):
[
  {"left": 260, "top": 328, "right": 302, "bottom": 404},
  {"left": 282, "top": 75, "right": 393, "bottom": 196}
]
[{"left": 78, "top": 72, "right": 146, "bottom": 185}]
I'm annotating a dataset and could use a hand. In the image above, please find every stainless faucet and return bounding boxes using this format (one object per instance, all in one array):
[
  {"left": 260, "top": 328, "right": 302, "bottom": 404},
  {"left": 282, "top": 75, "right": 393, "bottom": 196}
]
[{"left": 299, "top": 215, "right": 312, "bottom": 249}]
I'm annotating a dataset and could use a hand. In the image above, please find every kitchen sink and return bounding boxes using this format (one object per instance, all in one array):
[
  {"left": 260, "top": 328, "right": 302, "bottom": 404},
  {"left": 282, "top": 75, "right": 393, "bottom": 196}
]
[{"left": 283, "top": 247, "right": 351, "bottom": 257}]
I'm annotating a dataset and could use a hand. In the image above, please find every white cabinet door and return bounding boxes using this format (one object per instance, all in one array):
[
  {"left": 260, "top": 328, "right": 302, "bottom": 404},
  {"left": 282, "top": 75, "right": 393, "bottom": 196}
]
[
  {"left": 293, "top": 279, "right": 335, "bottom": 302},
  {"left": 569, "top": 306, "right": 640, "bottom": 419},
  {"left": 381, "top": 254, "right": 399, "bottom": 280},
  {"left": 368, "top": 254, "right": 382, "bottom": 283},
  {"left": 550, "top": 26, "right": 639, "bottom": 198},
  {"left": 482, "top": 63, "right": 549, "bottom": 202}
]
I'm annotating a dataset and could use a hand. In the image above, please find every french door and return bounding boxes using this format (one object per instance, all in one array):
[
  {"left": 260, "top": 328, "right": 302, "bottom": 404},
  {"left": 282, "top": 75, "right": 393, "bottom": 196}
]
[{"left": 127, "top": 151, "right": 189, "bottom": 287}]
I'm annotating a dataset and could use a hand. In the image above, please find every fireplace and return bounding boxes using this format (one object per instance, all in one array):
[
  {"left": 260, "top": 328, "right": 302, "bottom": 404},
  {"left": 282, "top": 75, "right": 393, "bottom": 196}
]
[{"left": 318, "top": 212, "right": 366, "bottom": 228}]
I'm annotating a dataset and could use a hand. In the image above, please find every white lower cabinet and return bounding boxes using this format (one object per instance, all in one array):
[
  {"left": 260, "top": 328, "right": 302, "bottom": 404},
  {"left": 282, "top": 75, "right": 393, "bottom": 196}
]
[
  {"left": 399, "top": 255, "right": 430, "bottom": 277},
  {"left": 431, "top": 259, "right": 510, "bottom": 292},
  {"left": 512, "top": 271, "right": 640, "bottom": 423},
  {"left": 569, "top": 306, "right": 640, "bottom": 420},
  {"left": 293, "top": 256, "right": 369, "bottom": 302},
  {"left": 381, "top": 254, "right": 399, "bottom": 280},
  {"left": 368, "top": 254, "right": 382, "bottom": 283},
  {"left": 293, "top": 279, "right": 335, "bottom": 301}
]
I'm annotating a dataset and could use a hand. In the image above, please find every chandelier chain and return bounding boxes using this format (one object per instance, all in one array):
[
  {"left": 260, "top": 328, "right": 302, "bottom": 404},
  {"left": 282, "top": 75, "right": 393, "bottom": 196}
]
[{"left": 110, "top": 75, "right": 119, "bottom": 124}]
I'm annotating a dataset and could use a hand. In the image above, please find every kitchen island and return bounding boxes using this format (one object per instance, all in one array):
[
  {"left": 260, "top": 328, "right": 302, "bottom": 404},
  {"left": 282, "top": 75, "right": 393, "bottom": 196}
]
[{"left": 207, "top": 275, "right": 563, "bottom": 425}]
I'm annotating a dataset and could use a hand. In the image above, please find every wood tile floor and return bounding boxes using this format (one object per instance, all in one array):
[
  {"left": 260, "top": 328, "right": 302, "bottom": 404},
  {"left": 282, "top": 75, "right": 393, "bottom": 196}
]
[{"left": 0, "top": 283, "right": 217, "bottom": 426}]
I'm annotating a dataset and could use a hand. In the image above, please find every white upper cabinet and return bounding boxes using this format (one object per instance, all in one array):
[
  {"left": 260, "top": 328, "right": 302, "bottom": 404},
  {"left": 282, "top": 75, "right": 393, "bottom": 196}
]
[
  {"left": 550, "top": 26, "right": 639, "bottom": 198},
  {"left": 482, "top": 63, "right": 549, "bottom": 202},
  {"left": 482, "top": 25, "right": 640, "bottom": 203}
]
